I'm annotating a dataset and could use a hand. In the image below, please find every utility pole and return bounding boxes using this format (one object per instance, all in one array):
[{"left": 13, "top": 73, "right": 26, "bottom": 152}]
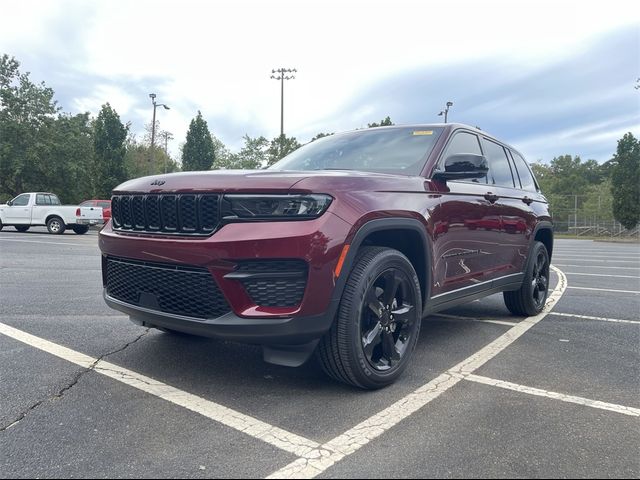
[
  {"left": 270, "top": 68, "right": 297, "bottom": 138},
  {"left": 148, "top": 93, "right": 170, "bottom": 174},
  {"left": 438, "top": 101, "right": 454, "bottom": 123},
  {"left": 159, "top": 131, "right": 174, "bottom": 173}
]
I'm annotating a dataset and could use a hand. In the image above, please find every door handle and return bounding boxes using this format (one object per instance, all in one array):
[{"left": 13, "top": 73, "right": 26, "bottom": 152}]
[
  {"left": 484, "top": 192, "right": 499, "bottom": 203},
  {"left": 522, "top": 196, "right": 534, "bottom": 205}
]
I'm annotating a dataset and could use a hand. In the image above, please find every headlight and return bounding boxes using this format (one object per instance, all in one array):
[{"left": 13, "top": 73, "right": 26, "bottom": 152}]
[{"left": 222, "top": 194, "right": 332, "bottom": 220}]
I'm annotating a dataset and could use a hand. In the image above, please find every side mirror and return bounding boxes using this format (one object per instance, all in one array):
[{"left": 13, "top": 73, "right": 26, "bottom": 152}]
[
  {"left": 7, "top": 200, "right": 13, "bottom": 206},
  {"left": 433, "top": 154, "right": 489, "bottom": 181}
]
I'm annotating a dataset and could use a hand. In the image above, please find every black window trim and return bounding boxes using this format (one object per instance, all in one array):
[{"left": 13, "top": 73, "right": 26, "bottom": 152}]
[{"left": 433, "top": 128, "right": 488, "bottom": 185}]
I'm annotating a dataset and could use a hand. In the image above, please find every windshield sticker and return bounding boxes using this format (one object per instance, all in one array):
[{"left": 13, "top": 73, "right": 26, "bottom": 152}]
[{"left": 412, "top": 130, "right": 433, "bottom": 136}]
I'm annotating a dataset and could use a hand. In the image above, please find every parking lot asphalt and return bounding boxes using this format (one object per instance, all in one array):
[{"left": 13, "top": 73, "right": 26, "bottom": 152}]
[{"left": 1, "top": 229, "right": 638, "bottom": 478}]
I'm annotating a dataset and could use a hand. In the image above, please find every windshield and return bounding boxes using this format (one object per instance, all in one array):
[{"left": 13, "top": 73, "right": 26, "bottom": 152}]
[{"left": 270, "top": 127, "right": 443, "bottom": 175}]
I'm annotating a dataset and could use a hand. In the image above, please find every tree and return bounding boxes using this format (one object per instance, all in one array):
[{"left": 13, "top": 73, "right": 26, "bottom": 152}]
[
  {"left": 182, "top": 111, "right": 215, "bottom": 171},
  {"left": 210, "top": 134, "right": 235, "bottom": 169},
  {"left": 310, "top": 132, "right": 333, "bottom": 142},
  {"left": 267, "top": 134, "right": 301, "bottom": 166},
  {"left": 232, "top": 135, "right": 269, "bottom": 169},
  {"left": 610, "top": 132, "right": 640, "bottom": 229},
  {"left": 0, "top": 54, "right": 58, "bottom": 197},
  {"left": 94, "top": 103, "right": 128, "bottom": 198},
  {"left": 367, "top": 116, "right": 394, "bottom": 128}
]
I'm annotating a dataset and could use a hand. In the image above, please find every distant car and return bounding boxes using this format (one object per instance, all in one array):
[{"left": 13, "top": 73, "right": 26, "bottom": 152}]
[
  {"left": 80, "top": 199, "right": 111, "bottom": 222},
  {"left": 0, "top": 192, "right": 103, "bottom": 234}
]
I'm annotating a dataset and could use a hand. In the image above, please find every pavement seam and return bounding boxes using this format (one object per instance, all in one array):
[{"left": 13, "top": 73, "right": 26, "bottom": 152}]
[{"left": 0, "top": 328, "right": 150, "bottom": 432}]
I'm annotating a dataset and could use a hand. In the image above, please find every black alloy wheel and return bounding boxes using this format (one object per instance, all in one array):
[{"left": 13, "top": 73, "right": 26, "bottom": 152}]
[
  {"left": 317, "top": 247, "right": 422, "bottom": 389},
  {"left": 504, "top": 241, "right": 550, "bottom": 316},
  {"left": 361, "top": 268, "right": 418, "bottom": 372}
]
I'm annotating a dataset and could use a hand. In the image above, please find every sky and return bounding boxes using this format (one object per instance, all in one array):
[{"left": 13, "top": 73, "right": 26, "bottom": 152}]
[{"left": 1, "top": 0, "right": 639, "bottom": 163}]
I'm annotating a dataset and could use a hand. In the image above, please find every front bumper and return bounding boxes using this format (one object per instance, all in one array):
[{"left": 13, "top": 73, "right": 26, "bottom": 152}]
[{"left": 99, "top": 212, "right": 351, "bottom": 342}]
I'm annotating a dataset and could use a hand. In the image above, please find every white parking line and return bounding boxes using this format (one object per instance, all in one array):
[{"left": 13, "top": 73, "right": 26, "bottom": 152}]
[
  {"left": 465, "top": 374, "right": 640, "bottom": 417},
  {"left": 553, "top": 258, "right": 639, "bottom": 264},
  {"left": 568, "top": 286, "right": 640, "bottom": 294},
  {"left": 564, "top": 272, "right": 640, "bottom": 279},
  {"left": 266, "top": 266, "right": 567, "bottom": 479},
  {"left": 555, "top": 254, "right": 640, "bottom": 259},
  {"left": 431, "top": 313, "right": 518, "bottom": 327},
  {"left": 554, "top": 264, "right": 640, "bottom": 271},
  {"left": 0, "top": 322, "right": 320, "bottom": 457},
  {"left": 549, "top": 312, "right": 640, "bottom": 325},
  {"left": 0, "top": 238, "right": 96, "bottom": 247}
]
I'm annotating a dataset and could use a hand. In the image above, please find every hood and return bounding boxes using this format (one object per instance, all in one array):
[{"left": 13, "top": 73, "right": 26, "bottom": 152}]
[{"left": 113, "top": 169, "right": 428, "bottom": 195}]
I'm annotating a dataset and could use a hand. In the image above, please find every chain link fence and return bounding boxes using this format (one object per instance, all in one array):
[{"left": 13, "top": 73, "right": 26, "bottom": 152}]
[{"left": 550, "top": 194, "right": 639, "bottom": 238}]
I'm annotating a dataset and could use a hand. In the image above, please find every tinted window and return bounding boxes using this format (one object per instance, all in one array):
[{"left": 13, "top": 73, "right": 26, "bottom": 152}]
[
  {"left": 441, "top": 131, "right": 487, "bottom": 183},
  {"left": 12, "top": 194, "right": 30, "bottom": 206},
  {"left": 98, "top": 201, "right": 111, "bottom": 208},
  {"left": 49, "top": 195, "right": 61, "bottom": 205},
  {"left": 482, "top": 139, "right": 514, "bottom": 187},
  {"left": 36, "top": 194, "right": 49, "bottom": 205},
  {"left": 510, "top": 151, "right": 537, "bottom": 192},
  {"left": 270, "top": 127, "right": 444, "bottom": 175}
]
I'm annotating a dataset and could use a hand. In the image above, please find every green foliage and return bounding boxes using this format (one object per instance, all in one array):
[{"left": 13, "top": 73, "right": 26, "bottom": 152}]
[
  {"left": 182, "top": 111, "right": 215, "bottom": 171},
  {"left": 94, "top": 103, "right": 128, "bottom": 198},
  {"left": 267, "top": 134, "right": 301, "bottom": 166},
  {"left": 367, "top": 116, "right": 394, "bottom": 128},
  {"left": 231, "top": 135, "right": 269, "bottom": 169},
  {"left": 210, "top": 134, "right": 236, "bottom": 169},
  {"left": 0, "top": 54, "right": 58, "bottom": 197},
  {"left": 610, "top": 132, "right": 640, "bottom": 229},
  {"left": 310, "top": 132, "right": 333, "bottom": 142}
]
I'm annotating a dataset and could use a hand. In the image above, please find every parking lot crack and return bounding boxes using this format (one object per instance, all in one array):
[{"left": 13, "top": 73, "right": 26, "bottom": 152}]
[{"left": 0, "top": 328, "right": 150, "bottom": 433}]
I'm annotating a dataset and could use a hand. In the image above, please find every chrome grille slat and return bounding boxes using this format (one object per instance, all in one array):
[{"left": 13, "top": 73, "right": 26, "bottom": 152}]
[{"left": 111, "top": 193, "right": 220, "bottom": 236}]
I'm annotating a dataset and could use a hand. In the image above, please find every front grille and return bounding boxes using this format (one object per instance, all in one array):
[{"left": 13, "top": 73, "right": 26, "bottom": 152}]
[
  {"left": 111, "top": 194, "right": 220, "bottom": 236},
  {"left": 236, "top": 260, "right": 308, "bottom": 308},
  {"left": 105, "top": 256, "right": 231, "bottom": 319}
]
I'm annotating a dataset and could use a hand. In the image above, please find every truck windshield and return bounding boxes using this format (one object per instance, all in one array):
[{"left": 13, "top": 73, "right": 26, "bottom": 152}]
[{"left": 270, "top": 127, "right": 444, "bottom": 176}]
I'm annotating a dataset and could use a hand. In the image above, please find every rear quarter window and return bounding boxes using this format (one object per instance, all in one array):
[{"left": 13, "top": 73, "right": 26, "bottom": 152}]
[{"left": 510, "top": 151, "right": 537, "bottom": 192}]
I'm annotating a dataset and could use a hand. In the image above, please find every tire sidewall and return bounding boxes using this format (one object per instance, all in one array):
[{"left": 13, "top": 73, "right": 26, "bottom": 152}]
[
  {"left": 47, "top": 217, "right": 65, "bottom": 235},
  {"left": 523, "top": 241, "right": 550, "bottom": 314},
  {"left": 342, "top": 250, "right": 422, "bottom": 388}
]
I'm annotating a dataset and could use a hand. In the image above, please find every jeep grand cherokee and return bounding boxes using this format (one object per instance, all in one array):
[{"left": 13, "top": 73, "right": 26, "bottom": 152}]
[{"left": 99, "top": 124, "right": 553, "bottom": 389}]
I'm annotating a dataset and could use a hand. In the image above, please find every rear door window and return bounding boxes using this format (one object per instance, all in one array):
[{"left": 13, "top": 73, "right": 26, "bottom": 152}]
[
  {"left": 36, "top": 194, "right": 50, "bottom": 205},
  {"left": 510, "top": 151, "right": 538, "bottom": 192},
  {"left": 482, "top": 139, "right": 515, "bottom": 188}
]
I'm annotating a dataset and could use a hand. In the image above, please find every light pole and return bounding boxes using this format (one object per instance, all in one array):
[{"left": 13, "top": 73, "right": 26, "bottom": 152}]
[
  {"left": 149, "top": 93, "right": 170, "bottom": 174},
  {"left": 438, "top": 101, "right": 454, "bottom": 123},
  {"left": 270, "top": 68, "right": 296, "bottom": 138}
]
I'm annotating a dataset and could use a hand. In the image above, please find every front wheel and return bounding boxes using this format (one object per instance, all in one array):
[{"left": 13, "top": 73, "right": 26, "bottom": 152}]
[
  {"left": 317, "top": 247, "right": 422, "bottom": 389},
  {"left": 72, "top": 225, "right": 89, "bottom": 235},
  {"left": 46, "top": 217, "right": 66, "bottom": 235},
  {"left": 15, "top": 226, "right": 30, "bottom": 232},
  {"left": 504, "top": 241, "right": 550, "bottom": 316}
]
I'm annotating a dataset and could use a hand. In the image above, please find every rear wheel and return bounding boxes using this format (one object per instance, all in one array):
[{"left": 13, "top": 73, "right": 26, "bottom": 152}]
[
  {"left": 317, "top": 247, "right": 422, "bottom": 389},
  {"left": 72, "top": 225, "right": 89, "bottom": 235},
  {"left": 503, "top": 241, "right": 550, "bottom": 316},
  {"left": 15, "top": 226, "right": 30, "bottom": 232},
  {"left": 46, "top": 217, "right": 66, "bottom": 235}
]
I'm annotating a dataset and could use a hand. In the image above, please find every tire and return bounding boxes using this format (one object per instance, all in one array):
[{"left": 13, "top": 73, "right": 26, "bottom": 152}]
[
  {"left": 46, "top": 217, "right": 66, "bottom": 235},
  {"left": 317, "top": 247, "right": 422, "bottom": 390},
  {"left": 503, "top": 241, "right": 550, "bottom": 316},
  {"left": 72, "top": 225, "right": 89, "bottom": 235},
  {"left": 15, "top": 226, "right": 30, "bottom": 232}
]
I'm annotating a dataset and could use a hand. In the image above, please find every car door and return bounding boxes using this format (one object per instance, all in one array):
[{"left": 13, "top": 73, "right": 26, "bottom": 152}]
[
  {"left": 480, "top": 138, "right": 532, "bottom": 279},
  {"left": 430, "top": 130, "right": 499, "bottom": 297},
  {"left": 5, "top": 194, "right": 32, "bottom": 224}
]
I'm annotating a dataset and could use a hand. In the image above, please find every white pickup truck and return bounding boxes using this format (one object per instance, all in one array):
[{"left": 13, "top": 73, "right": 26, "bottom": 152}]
[{"left": 0, "top": 192, "right": 103, "bottom": 235}]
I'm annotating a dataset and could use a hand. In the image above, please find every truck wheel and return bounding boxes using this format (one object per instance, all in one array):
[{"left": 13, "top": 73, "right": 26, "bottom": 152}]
[
  {"left": 503, "top": 241, "right": 550, "bottom": 316},
  {"left": 46, "top": 217, "right": 66, "bottom": 235},
  {"left": 72, "top": 225, "right": 89, "bottom": 235},
  {"left": 15, "top": 226, "right": 30, "bottom": 232},
  {"left": 317, "top": 247, "right": 422, "bottom": 389}
]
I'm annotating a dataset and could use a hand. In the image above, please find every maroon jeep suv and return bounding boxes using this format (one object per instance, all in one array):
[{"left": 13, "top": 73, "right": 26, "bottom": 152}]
[{"left": 100, "top": 124, "right": 552, "bottom": 389}]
